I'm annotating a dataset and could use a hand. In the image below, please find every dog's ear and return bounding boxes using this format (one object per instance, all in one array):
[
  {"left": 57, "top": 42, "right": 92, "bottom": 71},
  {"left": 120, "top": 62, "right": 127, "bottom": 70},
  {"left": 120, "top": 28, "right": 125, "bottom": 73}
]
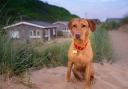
[
  {"left": 68, "top": 19, "right": 74, "bottom": 36},
  {"left": 87, "top": 20, "right": 96, "bottom": 32},
  {"left": 68, "top": 20, "right": 73, "bottom": 30}
]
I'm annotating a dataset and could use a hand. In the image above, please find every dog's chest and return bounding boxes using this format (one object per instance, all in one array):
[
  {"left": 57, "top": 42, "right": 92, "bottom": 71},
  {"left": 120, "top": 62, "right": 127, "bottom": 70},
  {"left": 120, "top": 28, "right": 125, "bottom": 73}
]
[
  {"left": 68, "top": 44, "right": 93, "bottom": 64},
  {"left": 70, "top": 50, "right": 89, "bottom": 63}
]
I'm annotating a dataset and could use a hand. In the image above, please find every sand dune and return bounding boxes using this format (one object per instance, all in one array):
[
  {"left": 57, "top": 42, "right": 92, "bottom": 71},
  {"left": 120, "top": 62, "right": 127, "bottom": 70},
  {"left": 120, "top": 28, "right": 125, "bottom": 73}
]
[
  {"left": 2, "top": 63, "right": 128, "bottom": 89},
  {"left": 30, "top": 63, "right": 128, "bottom": 89}
]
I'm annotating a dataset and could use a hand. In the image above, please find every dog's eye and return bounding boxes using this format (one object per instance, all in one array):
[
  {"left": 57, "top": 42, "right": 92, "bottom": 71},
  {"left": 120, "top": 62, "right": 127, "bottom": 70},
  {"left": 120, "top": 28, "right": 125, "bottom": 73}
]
[
  {"left": 73, "top": 24, "right": 77, "bottom": 28},
  {"left": 81, "top": 24, "right": 86, "bottom": 28}
]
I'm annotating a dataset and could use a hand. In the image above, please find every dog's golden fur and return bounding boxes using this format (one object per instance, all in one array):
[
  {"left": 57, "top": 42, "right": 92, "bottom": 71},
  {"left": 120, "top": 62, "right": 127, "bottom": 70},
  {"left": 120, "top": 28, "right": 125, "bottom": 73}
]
[{"left": 66, "top": 18, "right": 96, "bottom": 89}]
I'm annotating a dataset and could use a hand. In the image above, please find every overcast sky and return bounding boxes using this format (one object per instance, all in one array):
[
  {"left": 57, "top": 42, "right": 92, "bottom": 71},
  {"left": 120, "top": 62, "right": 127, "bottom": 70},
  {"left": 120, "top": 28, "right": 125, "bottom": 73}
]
[{"left": 41, "top": 0, "right": 128, "bottom": 21}]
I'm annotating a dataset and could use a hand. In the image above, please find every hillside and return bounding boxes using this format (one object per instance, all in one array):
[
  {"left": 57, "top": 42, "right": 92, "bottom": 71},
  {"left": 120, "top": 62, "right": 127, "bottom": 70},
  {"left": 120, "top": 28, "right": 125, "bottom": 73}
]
[{"left": 0, "top": 0, "right": 78, "bottom": 25}]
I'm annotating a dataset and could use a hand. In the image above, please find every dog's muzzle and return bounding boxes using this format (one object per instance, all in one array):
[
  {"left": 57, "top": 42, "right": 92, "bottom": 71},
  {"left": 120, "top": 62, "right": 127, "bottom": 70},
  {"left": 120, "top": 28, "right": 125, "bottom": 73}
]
[{"left": 75, "top": 33, "right": 80, "bottom": 39}]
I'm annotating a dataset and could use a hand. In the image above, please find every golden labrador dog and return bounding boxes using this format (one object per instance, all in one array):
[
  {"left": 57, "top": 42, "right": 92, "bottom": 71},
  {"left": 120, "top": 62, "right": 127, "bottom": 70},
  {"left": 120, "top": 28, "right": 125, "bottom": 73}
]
[{"left": 66, "top": 18, "right": 96, "bottom": 89}]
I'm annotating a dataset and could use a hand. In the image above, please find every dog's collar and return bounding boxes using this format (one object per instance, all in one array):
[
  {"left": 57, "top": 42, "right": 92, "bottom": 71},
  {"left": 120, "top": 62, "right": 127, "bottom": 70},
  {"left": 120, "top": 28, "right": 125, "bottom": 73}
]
[{"left": 74, "top": 42, "right": 88, "bottom": 51}]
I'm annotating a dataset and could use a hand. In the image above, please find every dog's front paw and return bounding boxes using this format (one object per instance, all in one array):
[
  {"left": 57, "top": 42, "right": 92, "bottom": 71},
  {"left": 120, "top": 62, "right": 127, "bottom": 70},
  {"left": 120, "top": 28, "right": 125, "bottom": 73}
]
[
  {"left": 66, "top": 76, "right": 71, "bottom": 82},
  {"left": 84, "top": 86, "right": 91, "bottom": 89},
  {"left": 90, "top": 75, "right": 96, "bottom": 85}
]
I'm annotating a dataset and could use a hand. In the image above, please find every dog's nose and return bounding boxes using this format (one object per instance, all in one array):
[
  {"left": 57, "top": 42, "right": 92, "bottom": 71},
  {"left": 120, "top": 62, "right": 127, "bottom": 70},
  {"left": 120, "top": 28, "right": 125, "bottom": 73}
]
[{"left": 75, "top": 33, "right": 80, "bottom": 39}]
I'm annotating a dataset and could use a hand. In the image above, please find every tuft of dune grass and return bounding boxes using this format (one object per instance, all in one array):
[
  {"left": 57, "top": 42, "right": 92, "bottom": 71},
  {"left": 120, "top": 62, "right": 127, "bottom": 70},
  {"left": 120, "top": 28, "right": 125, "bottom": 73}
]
[{"left": 91, "top": 25, "right": 113, "bottom": 62}]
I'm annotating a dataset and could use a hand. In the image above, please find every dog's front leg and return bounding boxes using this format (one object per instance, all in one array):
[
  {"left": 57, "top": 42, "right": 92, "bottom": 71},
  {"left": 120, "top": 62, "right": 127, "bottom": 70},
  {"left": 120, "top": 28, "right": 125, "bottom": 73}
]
[
  {"left": 84, "top": 63, "right": 91, "bottom": 89},
  {"left": 66, "top": 61, "right": 73, "bottom": 82}
]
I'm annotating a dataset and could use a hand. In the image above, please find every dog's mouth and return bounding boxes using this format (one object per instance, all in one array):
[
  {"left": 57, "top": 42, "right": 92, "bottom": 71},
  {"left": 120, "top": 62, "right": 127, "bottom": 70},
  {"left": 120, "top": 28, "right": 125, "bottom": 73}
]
[
  {"left": 74, "top": 38, "right": 84, "bottom": 44},
  {"left": 75, "top": 37, "right": 81, "bottom": 40}
]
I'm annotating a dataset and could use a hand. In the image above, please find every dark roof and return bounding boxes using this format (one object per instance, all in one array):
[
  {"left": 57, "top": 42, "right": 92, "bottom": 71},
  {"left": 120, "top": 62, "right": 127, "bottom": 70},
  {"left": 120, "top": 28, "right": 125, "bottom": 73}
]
[
  {"left": 27, "top": 21, "right": 53, "bottom": 26},
  {"left": 107, "top": 18, "right": 122, "bottom": 20}
]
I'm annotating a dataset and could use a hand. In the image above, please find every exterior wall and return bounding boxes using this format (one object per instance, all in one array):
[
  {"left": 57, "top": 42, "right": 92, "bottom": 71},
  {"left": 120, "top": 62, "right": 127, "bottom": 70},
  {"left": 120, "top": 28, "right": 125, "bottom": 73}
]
[
  {"left": 6, "top": 24, "right": 57, "bottom": 44},
  {"left": 22, "top": 25, "right": 44, "bottom": 43},
  {"left": 54, "top": 23, "right": 68, "bottom": 31},
  {"left": 6, "top": 24, "right": 29, "bottom": 43},
  {"left": 53, "top": 23, "right": 70, "bottom": 37},
  {"left": 43, "top": 27, "right": 57, "bottom": 41}
]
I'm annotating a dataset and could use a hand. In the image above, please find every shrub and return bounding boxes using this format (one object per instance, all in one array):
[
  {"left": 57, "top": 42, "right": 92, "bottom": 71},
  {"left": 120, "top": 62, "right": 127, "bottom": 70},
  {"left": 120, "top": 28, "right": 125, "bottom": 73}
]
[
  {"left": 57, "top": 31, "right": 63, "bottom": 36},
  {"left": 32, "top": 42, "right": 69, "bottom": 68},
  {"left": 11, "top": 46, "right": 34, "bottom": 75}
]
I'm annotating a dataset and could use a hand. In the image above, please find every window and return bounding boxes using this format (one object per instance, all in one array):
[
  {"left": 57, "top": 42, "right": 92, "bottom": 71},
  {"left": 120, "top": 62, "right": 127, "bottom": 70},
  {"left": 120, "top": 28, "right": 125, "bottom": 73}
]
[
  {"left": 30, "top": 30, "right": 41, "bottom": 38},
  {"left": 37, "top": 31, "right": 40, "bottom": 36},
  {"left": 33, "top": 30, "right": 36, "bottom": 36},
  {"left": 30, "top": 31, "right": 33, "bottom": 36},
  {"left": 10, "top": 31, "right": 19, "bottom": 38}
]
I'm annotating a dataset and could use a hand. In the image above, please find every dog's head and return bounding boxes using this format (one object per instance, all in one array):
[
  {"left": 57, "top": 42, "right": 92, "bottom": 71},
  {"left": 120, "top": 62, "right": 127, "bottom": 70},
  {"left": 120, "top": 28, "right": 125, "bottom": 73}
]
[{"left": 68, "top": 18, "right": 96, "bottom": 42}]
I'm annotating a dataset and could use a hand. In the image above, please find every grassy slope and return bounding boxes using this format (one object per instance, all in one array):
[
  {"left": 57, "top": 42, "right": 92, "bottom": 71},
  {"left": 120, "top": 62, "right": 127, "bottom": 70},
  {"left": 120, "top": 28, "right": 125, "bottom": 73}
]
[{"left": 0, "top": 0, "right": 78, "bottom": 25}]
